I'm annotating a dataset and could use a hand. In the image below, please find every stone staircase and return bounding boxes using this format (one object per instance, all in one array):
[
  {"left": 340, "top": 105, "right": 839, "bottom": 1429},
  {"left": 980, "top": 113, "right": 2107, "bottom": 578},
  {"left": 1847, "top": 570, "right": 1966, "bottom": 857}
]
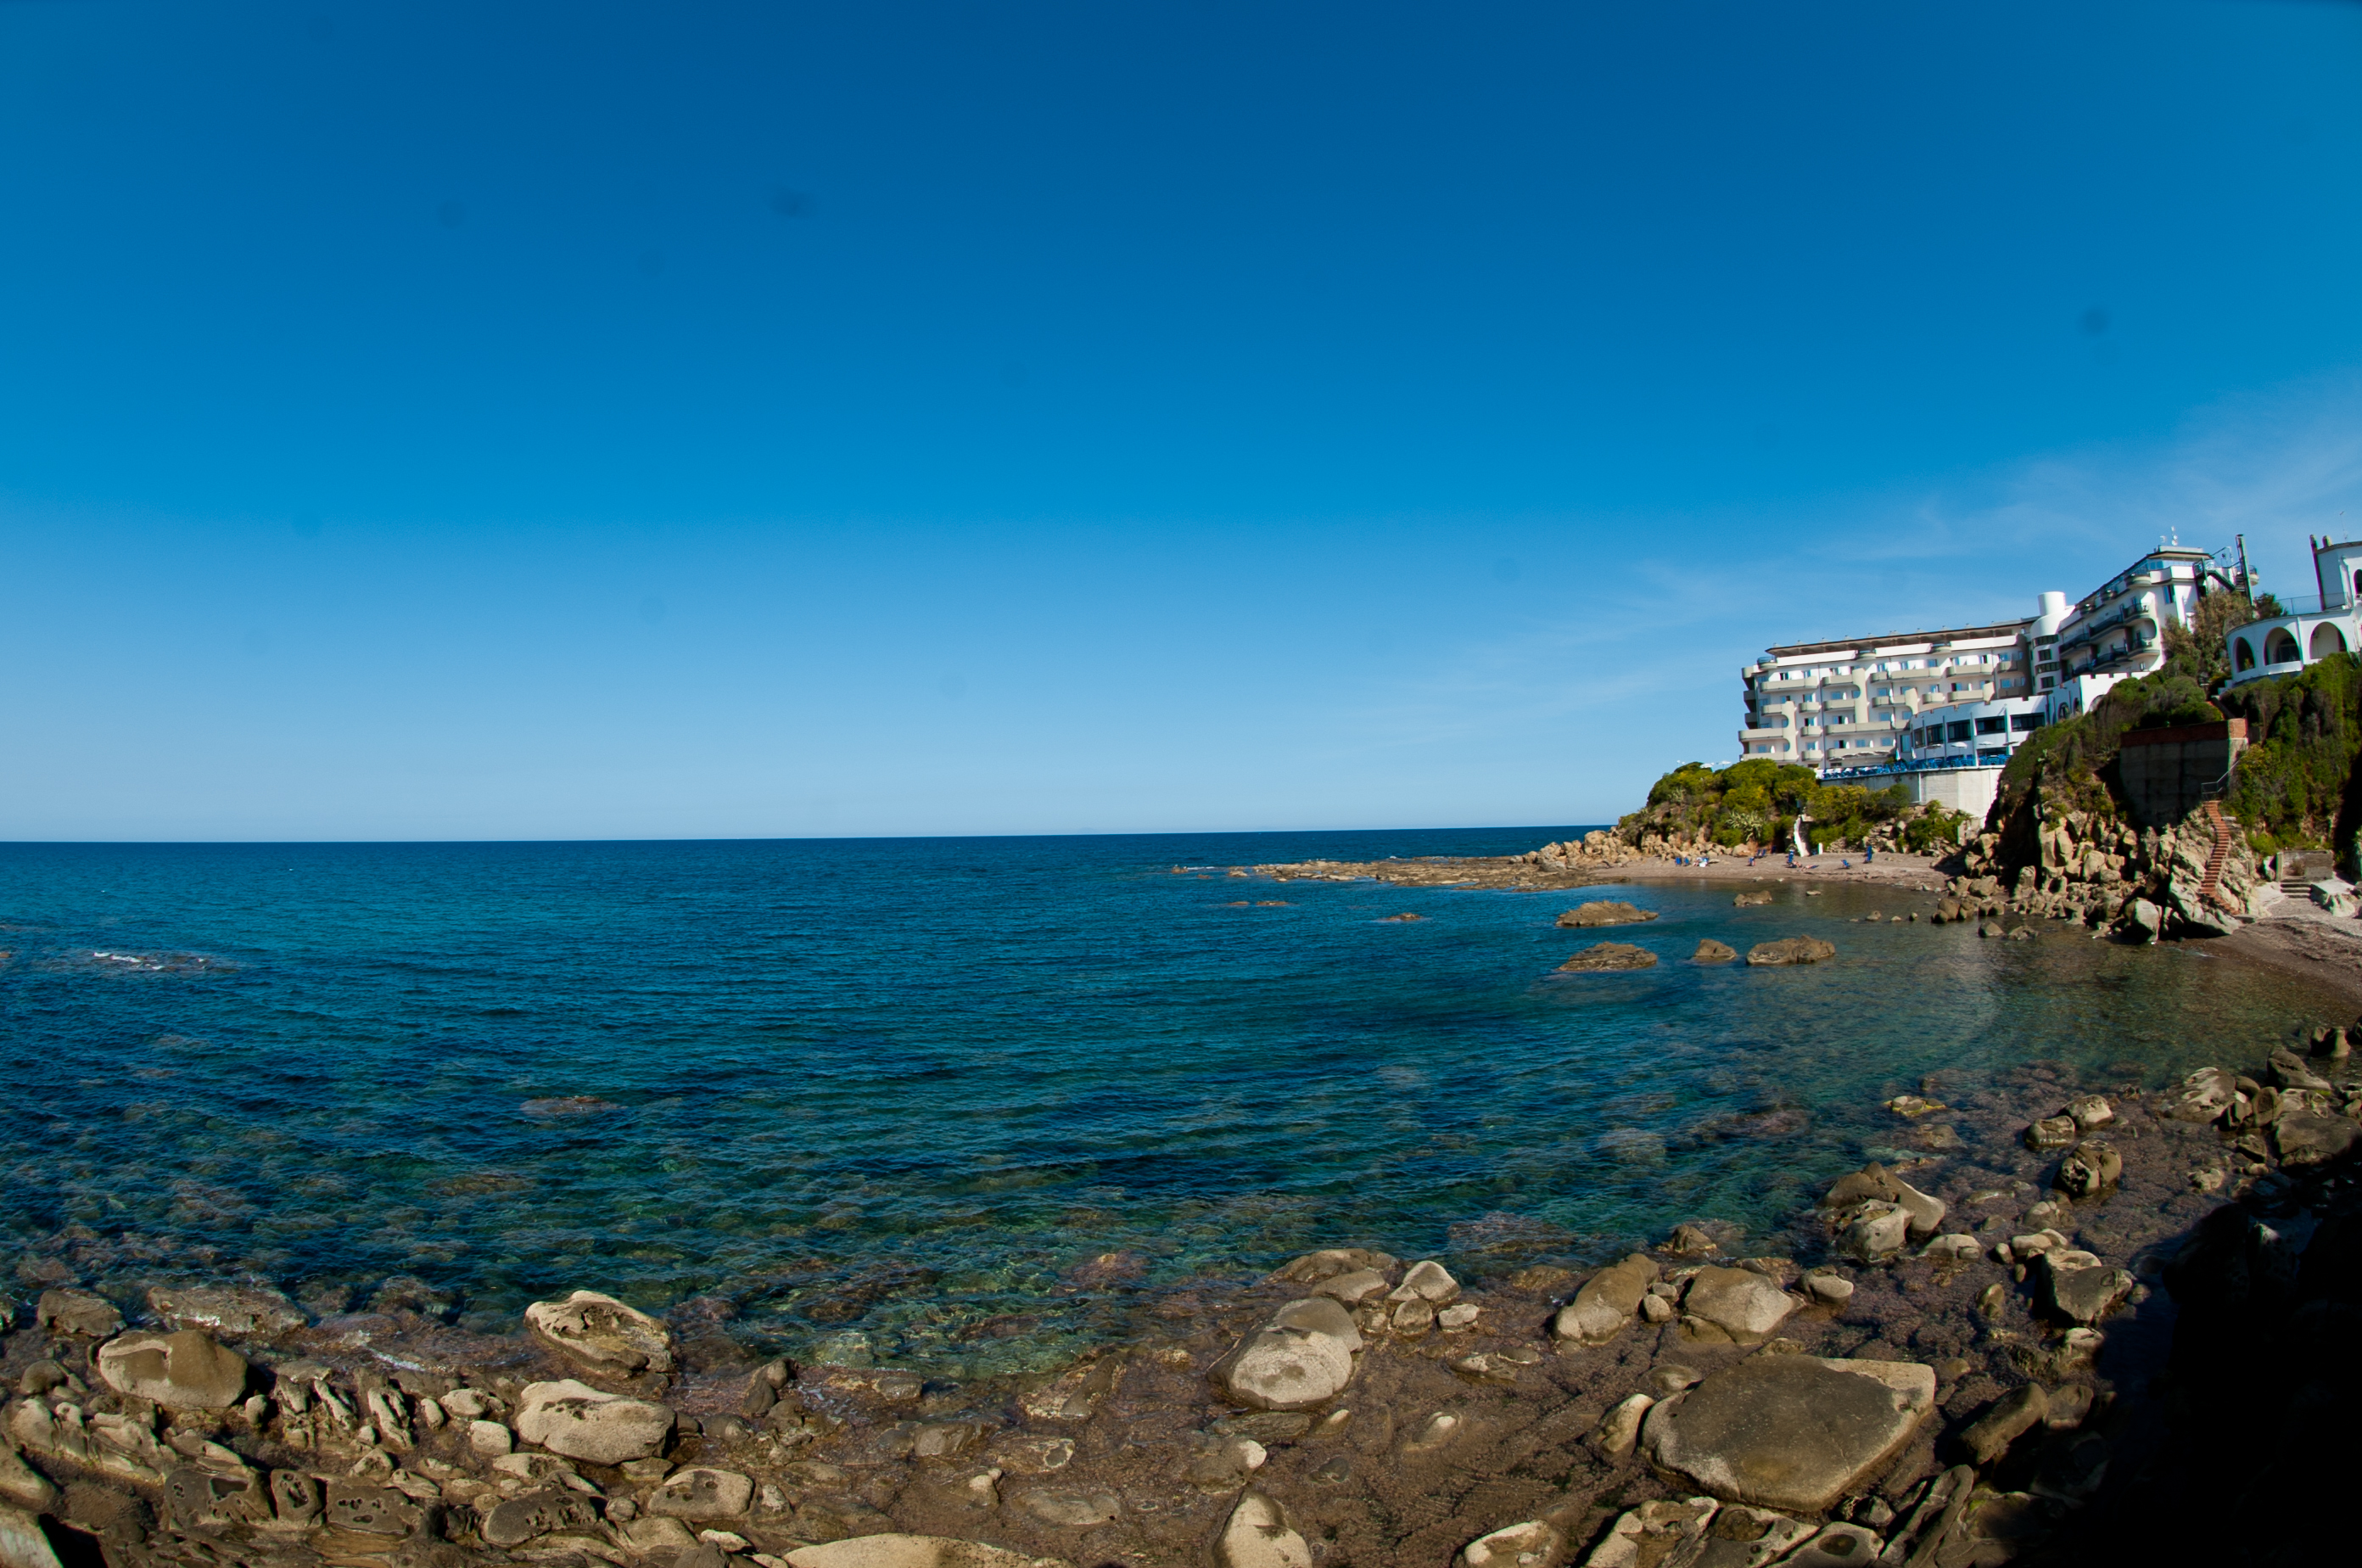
[{"left": 2198, "top": 800, "right": 2240, "bottom": 912}]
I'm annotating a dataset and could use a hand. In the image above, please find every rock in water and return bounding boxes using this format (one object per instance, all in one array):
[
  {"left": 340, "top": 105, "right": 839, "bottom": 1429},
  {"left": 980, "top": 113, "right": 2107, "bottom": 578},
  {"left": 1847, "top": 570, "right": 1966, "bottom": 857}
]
[
  {"left": 785, "top": 1538, "right": 1074, "bottom": 1568},
  {"left": 1557, "top": 943, "right": 1657, "bottom": 972},
  {"left": 1219, "top": 1298, "right": 1363, "bottom": 1410},
  {"left": 1839, "top": 1203, "right": 1910, "bottom": 1263},
  {"left": 1734, "top": 891, "right": 1773, "bottom": 907},
  {"left": 1692, "top": 940, "right": 1738, "bottom": 963},
  {"left": 2040, "top": 1254, "right": 2134, "bottom": 1325},
  {"left": 145, "top": 1285, "right": 306, "bottom": 1341},
  {"left": 2160, "top": 1067, "right": 2236, "bottom": 1122},
  {"left": 1643, "top": 1356, "right": 1935, "bottom": 1513},
  {"left": 1456, "top": 1520, "right": 1567, "bottom": 1568},
  {"left": 1552, "top": 1254, "right": 1660, "bottom": 1344},
  {"left": 524, "top": 1290, "right": 675, "bottom": 1375},
  {"left": 1680, "top": 1268, "right": 1796, "bottom": 1343},
  {"left": 1744, "top": 938, "right": 1837, "bottom": 966},
  {"left": 96, "top": 1330, "right": 249, "bottom": 1409},
  {"left": 1557, "top": 902, "right": 1659, "bottom": 928},
  {"left": 1217, "top": 1492, "right": 1313, "bottom": 1568},
  {"left": 515, "top": 1379, "right": 675, "bottom": 1464}
]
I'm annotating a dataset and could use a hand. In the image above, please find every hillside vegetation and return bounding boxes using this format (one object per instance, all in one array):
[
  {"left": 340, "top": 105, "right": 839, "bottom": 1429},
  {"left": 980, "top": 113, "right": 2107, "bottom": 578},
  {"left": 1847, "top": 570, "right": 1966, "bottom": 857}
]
[{"left": 1617, "top": 758, "right": 1967, "bottom": 855}]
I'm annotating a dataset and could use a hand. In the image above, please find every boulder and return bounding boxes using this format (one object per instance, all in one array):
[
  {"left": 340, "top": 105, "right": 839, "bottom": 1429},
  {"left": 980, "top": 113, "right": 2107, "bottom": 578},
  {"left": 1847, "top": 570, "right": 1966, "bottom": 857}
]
[
  {"left": 1217, "top": 1492, "right": 1312, "bottom": 1568},
  {"left": 2274, "top": 1112, "right": 2359, "bottom": 1168},
  {"left": 2063, "top": 1095, "right": 2114, "bottom": 1130},
  {"left": 1744, "top": 938, "right": 1836, "bottom": 966},
  {"left": 1218, "top": 1299, "right": 1362, "bottom": 1410},
  {"left": 650, "top": 1467, "right": 754, "bottom": 1521},
  {"left": 0, "top": 1446, "right": 59, "bottom": 1514},
  {"left": 1310, "top": 1268, "right": 1388, "bottom": 1304},
  {"left": 96, "top": 1331, "right": 249, "bottom": 1410},
  {"left": 1552, "top": 1254, "right": 1660, "bottom": 1344},
  {"left": 1959, "top": 1384, "right": 2047, "bottom": 1465},
  {"left": 1592, "top": 1394, "right": 1653, "bottom": 1459},
  {"left": 2268, "top": 1049, "right": 2335, "bottom": 1094},
  {"left": 2040, "top": 1254, "right": 2134, "bottom": 1325},
  {"left": 785, "top": 1538, "right": 1072, "bottom": 1568},
  {"left": 2055, "top": 1141, "right": 2122, "bottom": 1197},
  {"left": 515, "top": 1379, "right": 674, "bottom": 1464},
  {"left": 1643, "top": 1356, "right": 1936, "bottom": 1513},
  {"left": 1839, "top": 1203, "right": 1910, "bottom": 1263},
  {"left": 35, "top": 1290, "right": 121, "bottom": 1339},
  {"left": 2023, "top": 1117, "right": 2077, "bottom": 1151},
  {"left": 145, "top": 1286, "right": 305, "bottom": 1341},
  {"left": 2160, "top": 1067, "right": 2237, "bottom": 1122},
  {"left": 1389, "top": 1261, "right": 1459, "bottom": 1304},
  {"left": 1271, "top": 1248, "right": 1397, "bottom": 1283},
  {"left": 1557, "top": 943, "right": 1656, "bottom": 972},
  {"left": 1456, "top": 1521, "right": 1566, "bottom": 1568},
  {"left": 1691, "top": 940, "right": 1738, "bottom": 963},
  {"left": 481, "top": 1490, "right": 602, "bottom": 1548},
  {"left": 523, "top": 1290, "right": 675, "bottom": 1375},
  {"left": 1557, "top": 902, "right": 1658, "bottom": 928},
  {"left": 1680, "top": 1268, "right": 1795, "bottom": 1344}
]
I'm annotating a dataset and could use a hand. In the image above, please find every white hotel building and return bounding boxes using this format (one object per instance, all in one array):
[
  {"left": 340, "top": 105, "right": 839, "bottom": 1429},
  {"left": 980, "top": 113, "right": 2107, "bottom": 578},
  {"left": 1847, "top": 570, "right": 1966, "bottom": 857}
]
[{"left": 1736, "top": 541, "right": 2252, "bottom": 820}]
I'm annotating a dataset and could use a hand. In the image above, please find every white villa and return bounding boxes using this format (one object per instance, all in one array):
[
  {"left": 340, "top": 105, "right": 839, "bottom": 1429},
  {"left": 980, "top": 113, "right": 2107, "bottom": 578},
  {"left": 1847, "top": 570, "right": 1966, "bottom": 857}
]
[{"left": 2223, "top": 535, "right": 2362, "bottom": 689}]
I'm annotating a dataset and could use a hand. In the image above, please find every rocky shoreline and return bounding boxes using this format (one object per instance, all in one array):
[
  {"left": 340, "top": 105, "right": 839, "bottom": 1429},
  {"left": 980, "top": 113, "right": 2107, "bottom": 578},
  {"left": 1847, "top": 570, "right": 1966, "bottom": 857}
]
[{"left": 8, "top": 1020, "right": 2362, "bottom": 1568}]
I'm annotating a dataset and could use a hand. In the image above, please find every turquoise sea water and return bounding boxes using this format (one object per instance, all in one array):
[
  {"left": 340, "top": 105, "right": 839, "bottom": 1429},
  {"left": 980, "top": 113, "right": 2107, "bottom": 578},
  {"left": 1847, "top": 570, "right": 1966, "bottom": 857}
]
[{"left": 0, "top": 832, "right": 2339, "bottom": 1374}]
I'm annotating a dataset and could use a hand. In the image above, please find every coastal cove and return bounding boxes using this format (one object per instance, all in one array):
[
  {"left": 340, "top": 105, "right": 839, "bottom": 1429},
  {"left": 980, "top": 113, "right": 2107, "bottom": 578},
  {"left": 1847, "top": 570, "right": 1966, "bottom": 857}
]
[{"left": 0, "top": 832, "right": 2343, "bottom": 1378}]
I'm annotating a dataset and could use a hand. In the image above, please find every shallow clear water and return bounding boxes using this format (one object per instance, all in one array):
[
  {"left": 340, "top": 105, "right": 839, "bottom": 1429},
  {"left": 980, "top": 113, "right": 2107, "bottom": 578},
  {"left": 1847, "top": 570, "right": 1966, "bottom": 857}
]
[{"left": 0, "top": 832, "right": 2337, "bottom": 1374}]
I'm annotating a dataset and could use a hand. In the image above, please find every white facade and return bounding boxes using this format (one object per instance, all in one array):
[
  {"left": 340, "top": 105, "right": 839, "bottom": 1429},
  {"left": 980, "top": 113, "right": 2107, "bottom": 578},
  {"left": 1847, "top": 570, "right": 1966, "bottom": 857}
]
[
  {"left": 2223, "top": 534, "right": 2362, "bottom": 690},
  {"left": 2053, "top": 544, "right": 2237, "bottom": 684},
  {"left": 1736, "top": 615, "right": 2038, "bottom": 770}
]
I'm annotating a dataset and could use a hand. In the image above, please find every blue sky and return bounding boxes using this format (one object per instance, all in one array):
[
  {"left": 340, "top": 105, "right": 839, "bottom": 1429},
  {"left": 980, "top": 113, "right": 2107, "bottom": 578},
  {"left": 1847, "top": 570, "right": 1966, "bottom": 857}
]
[{"left": 3, "top": 1, "right": 2360, "bottom": 839}]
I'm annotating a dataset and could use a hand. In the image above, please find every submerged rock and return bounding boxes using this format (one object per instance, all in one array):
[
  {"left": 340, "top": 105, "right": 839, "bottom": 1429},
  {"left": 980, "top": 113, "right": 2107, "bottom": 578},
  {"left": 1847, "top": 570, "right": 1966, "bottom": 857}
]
[
  {"left": 1557, "top": 943, "right": 1657, "bottom": 972},
  {"left": 1456, "top": 1520, "right": 1566, "bottom": 1568},
  {"left": 1557, "top": 901, "right": 1659, "bottom": 927},
  {"left": 145, "top": 1285, "right": 305, "bottom": 1341},
  {"left": 1643, "top": 1355, "right": 1936, "bottom": 1512}
]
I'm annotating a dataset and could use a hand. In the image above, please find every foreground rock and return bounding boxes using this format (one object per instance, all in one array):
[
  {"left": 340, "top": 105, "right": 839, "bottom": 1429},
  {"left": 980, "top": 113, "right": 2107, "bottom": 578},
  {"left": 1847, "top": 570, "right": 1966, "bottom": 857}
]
[
  {"left": 1218, "top": 1298, "right": 1363, "bottom": 1410},
  {"left": 1217, "top": 1491, "right": 1313, "bottom": 1568},
  {"left": 1553, "top": 1254, "right": 1659, "bottom": 1344},
  {"left": 95, "top": 1330, "right": 249, "bottom": 1409},
  {"left": 523, "top": 1288, "right": 676, "bottom": 1375},
  {"left": 1556, "top": 901, "right": 1657, "bottom": 928},
  {"left": 785, "top": 1539, "right": 1073, "bottom": 1568},
  {"left": 1643, "top": 1355, "right": 1935, "bottom": 1512},
  {"left": 514, "top": 1378, "right": 675, "bottom": 1462},
  {"left": 1744, "top": 937, "right": 1837, "bottom": 966},
  {"left": 1556, "top": 943, "right": 1657, "bottom": 972}
]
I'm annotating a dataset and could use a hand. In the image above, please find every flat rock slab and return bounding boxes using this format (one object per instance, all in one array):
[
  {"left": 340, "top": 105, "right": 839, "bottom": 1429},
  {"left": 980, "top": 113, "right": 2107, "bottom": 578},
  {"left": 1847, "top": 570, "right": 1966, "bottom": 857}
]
[
  {"left": 1643, "top": 1355, "right": 1935, "bottom": 1513},
  {"left": 2273, "top": 1112, "right": 2359, "bottom": 1168},
  {"left": 786, "top": 1537, "right": 1072, "bottom": 1568},
  {"left": 1745, "top": 938, "right": 1837, "bottom": 966},
  {"left": 1557, "top": 902, "right": 1658, "bottom": 927},
  {"left": 515, "top": 1378, "right": 674, "bottom": 1464},
  {"left": 1558, "top": 943, "right": 1657, "bottom": 972}
]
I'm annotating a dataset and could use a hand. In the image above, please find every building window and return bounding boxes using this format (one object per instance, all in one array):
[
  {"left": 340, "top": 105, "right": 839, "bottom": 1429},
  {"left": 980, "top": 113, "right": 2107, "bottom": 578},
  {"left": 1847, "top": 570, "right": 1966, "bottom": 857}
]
[{"left": 1975, "top": 717, "right": 2007, "bottom": 736}]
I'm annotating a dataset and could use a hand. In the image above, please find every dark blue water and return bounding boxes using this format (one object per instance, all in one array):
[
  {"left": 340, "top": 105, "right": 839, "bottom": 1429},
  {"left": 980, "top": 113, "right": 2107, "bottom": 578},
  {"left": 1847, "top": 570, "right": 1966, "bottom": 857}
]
[{"left": 0, "top": 832, "right": 2336, "bottom": 1374}]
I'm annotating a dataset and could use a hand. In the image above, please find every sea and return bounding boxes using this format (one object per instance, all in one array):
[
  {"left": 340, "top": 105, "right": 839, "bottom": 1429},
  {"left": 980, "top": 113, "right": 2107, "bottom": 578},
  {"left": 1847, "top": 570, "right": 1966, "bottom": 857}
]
[{"left": 0, "top": 830, "right": 2337, "bottom": 1375}]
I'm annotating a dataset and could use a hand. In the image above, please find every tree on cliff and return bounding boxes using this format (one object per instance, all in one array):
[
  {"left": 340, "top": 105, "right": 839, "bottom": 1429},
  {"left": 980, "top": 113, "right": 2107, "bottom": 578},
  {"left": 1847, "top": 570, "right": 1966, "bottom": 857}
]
[{"left": 2160, "top": 587, "right": 2260, "bottom": 692}]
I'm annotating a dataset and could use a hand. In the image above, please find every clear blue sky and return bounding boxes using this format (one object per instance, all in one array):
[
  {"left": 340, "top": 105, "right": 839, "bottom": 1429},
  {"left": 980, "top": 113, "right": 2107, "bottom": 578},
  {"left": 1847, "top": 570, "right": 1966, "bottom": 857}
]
[{"left": 4, "top": 1, "right": 2359, "bottom": 839}]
